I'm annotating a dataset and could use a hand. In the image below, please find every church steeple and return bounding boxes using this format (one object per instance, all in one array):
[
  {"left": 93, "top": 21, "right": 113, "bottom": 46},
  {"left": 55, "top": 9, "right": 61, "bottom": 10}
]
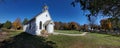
[{"left": 42, "top": 4, "right": 48, "bottom": 12}]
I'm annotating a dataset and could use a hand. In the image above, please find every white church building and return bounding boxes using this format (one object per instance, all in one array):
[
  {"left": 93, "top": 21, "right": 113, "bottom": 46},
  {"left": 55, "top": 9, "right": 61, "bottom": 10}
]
[{"left": 23, "top": 5, "right": 54, "bottom": 35}]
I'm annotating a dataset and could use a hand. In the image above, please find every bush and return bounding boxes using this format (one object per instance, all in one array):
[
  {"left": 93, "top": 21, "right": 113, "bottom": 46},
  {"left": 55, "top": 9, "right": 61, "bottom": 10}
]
[
  {"left": 0, "top": 23, "right": 3, "bottom": 29},
  {"left": 41, "top": 30, "right": 48, "bottom": 37}
]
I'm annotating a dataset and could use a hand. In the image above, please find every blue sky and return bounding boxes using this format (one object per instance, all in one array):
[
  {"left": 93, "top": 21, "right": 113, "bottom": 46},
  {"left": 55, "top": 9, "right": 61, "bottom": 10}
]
[{"left": 0, "top": 0, "right": 104, "bottom": 25}]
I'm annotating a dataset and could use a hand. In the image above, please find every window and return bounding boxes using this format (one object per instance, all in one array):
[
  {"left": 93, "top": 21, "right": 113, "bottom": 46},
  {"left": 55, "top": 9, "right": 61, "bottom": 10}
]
[
  {"left": 45, "top": 26, "right": 47, "bottom": 30},
  {"left": 29, "top": 24, "right": 31, "bottom": 29},
  {"left": 46, "top": 15, "right": 47, "bottom": 17},
  {"left": 39, "top": 21, "right": 42, "bottom": 29},
  {"left": 50, "top": 23, "right": 53, "bottom": 24},
  {"left": 31, "top": 25, "right": 32, "bottom": 29}
]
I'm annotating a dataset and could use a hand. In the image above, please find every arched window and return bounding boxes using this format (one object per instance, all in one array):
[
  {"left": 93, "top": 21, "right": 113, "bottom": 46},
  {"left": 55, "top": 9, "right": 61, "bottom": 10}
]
[
  {"left": 46, "top": 15, "right": 48, "bottom": 17},
  {"left": 39, "top": 21, "right": 42, "bottom": 29},
  {"left": 29, "top": 24, "right": 31, "bottom": 29}
]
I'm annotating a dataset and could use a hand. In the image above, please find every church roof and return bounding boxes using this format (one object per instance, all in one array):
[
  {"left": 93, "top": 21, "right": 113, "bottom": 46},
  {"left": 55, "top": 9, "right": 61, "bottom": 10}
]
[
  {"left": 25, "top": 10, "right": 48, "bottom": 25},
  {"left": 24, "top": 5, "right": 49, "bottom": 25},
  {"left": 43, "top": 20, "right": 54, "bottom": 26}
]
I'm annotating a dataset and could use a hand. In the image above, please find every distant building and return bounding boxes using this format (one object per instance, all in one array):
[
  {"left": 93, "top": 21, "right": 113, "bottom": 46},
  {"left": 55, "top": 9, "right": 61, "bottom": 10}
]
[{"left": 23, "top": 5, "right": 54, "bottom": 35}]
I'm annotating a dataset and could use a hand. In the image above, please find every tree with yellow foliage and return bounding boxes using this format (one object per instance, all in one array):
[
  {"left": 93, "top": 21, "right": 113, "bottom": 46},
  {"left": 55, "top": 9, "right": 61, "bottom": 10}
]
[{"left": 12, "top": 18, "right": 22, "bottom": 30}]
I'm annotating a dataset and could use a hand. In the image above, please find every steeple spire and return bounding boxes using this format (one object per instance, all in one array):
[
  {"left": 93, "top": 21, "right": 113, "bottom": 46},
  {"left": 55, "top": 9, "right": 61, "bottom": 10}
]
[{"left": 42, "top": 4, "right": 48, "bottom": 12}]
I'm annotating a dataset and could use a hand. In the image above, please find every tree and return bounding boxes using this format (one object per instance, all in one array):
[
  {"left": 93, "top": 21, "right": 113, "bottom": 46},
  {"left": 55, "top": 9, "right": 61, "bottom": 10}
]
[
  {"left": 3, "top": 20, "right": 12, "bottom": 29},
  {"left": 59, "top": 22, "right": 64, "bottom": 30},
  {"left": 81, "top": 24, "right": 88, "bottom": 31},
  {"left": 54, "top": 22, "right": 80, "bottom": 30},
  {"left": 100, "top": 19, "right": 112, "bottom": 30},
  {"left": 13, "top": 18, "right": 22, "bottom": 30},
  {"left": 108, "top": 17, "right": 120, "bottom": 30},
  {"left": 68, "top": 22, "right": 79, "bottom": 30},
  {"left": 0, "top": 23, "right": 1, "bottom": 28},
  {"left": 72, "top": 0, "right": 120, "bottom": 17},
  {"left": 54, "top": 22, "right": 61, "bottom": 30},
  {"left": 54, "top": 22, "right": 66, "bottom": 30},
  {"left": 63, "top": 23, "right": 69, "bottom": 30},
  {"left": 0, "top": 23, "right": 3, "bottom": 29},
  {"left": 72, "top": 0, "right": 120, "bottom": 29},
  {"left": 22, "top": 18, "right": 28, "bottom": 25},
  {"left": 54, "top": 21, "right": 81, "bottom": 30},
  {"left": 87, "top": 16, "right": 97, "bottom": 30}
]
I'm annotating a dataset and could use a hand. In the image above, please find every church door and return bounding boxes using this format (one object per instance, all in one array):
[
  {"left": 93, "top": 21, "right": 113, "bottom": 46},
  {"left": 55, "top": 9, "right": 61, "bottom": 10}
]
[{"left": 45, "top": 25, "right": 47, "bottom": 30}]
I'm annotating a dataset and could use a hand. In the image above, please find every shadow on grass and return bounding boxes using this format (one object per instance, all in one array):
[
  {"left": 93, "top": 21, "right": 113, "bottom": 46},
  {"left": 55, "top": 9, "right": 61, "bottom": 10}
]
[{"left": 0, "top": 32, "right": 57, "bottom": 48}]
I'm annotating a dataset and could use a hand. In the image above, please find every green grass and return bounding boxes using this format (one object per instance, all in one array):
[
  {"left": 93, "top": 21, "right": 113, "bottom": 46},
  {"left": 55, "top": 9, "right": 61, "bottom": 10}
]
[
  {"left": 86, "top": 33, "right": 120, "bottom": 46},
  {"left": 0, "top": 29, "right": 23, "bottom": 41},
  {"left": 1, "top": 29, "right": 120, "bottom": 48},
  {"left": 48, "top": 32, "right": 120, "bottom": 48},
  {"left": 0, "top": 32, "right": 56, "bottom": 48},
  {"left": 55, "top": 30, "right": 82, "bottom": 34},
  {"left": 8, "top": 30, "right": 23, "bottom": 36}
]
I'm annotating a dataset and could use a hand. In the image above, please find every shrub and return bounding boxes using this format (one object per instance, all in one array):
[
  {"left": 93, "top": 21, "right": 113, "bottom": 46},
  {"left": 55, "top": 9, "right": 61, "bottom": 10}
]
[{"left": 41, "top": 30, "right": 48, "bottom": 37}]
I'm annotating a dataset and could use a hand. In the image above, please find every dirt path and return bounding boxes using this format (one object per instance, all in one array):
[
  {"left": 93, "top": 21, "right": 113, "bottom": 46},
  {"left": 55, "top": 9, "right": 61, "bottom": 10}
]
[
  {"left": 53, "top": 32, "right": 88, "bottom": 36},
  {"left": 0, "top": 32, "right": 8, "bottom": 42}
]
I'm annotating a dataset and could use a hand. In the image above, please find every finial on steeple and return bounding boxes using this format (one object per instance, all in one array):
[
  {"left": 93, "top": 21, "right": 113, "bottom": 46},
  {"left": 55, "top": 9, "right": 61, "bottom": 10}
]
[{"left": 42, "top": 4, "right": 48, "bottom": 12}]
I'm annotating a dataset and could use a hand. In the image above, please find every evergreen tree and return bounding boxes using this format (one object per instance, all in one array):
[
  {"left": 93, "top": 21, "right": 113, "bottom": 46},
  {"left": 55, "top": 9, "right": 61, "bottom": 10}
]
[
  {"left": 22, "top": 18, "right": 28, "bottom": 25},
  {"left": 3, "top": 20, "right": 12, "bottom": 29}
]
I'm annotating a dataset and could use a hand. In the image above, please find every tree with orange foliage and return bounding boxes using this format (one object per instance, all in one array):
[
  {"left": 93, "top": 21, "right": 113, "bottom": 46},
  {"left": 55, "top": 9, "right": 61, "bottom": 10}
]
[
  {"left": 63, "top": 23, "right": 69, "bottom": 30},
  {"left": 107, "top": 21, "right": 112, "bottom": 30},
  {"left": 68, "top": 22, "right": 79, "bottom": 30},
  {"left": 100, "top": 19, "right": 112, "bottom": 31},
  {"left": 54, "top": 22, "right": 61, "bottom": 30},
  {"left": 12, "top": 18, "right": 22, "bottom": 30}
]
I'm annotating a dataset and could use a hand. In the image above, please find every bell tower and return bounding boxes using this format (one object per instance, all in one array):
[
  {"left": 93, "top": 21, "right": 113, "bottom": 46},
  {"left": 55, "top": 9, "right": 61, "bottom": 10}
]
[{"left": 42, "top": 4, "right": 48, "bottom": 12}]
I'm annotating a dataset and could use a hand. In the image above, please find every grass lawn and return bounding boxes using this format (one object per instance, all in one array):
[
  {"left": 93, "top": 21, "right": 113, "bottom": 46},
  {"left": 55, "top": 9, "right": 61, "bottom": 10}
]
[
  {"left": 8, "top": 30, "right": 24, "bottom": 37},
  {"left": 55, "top": 30, "right": 82, "bottom": 34},
  {"left": 48, "top": 32, "right": 120, "bottom": 48},
  {"left": 0, "top": 29, "right": 120, "bottom": 48},
  {"left": 0, "top": 29, "right": 23, "bottom": 41},
  {"left": 0, "top": 31, "right": 57, "bottom": 48}
]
